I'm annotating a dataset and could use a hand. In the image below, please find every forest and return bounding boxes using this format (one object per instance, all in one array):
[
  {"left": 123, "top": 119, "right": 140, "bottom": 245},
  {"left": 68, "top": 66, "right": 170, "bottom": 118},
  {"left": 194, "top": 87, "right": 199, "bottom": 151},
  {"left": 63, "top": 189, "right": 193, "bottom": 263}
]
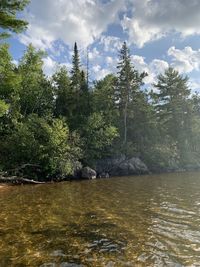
[{"left": 1, "top": 0, "right": 200, "bottom": 181}]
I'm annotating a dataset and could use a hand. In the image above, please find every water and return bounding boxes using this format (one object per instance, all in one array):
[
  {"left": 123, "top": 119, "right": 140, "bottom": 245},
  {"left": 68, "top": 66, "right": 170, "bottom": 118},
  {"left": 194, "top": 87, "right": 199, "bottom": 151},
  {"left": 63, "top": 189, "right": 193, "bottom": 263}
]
[{"left": 0, "top": 172, "right": 200, "bottom": 266}]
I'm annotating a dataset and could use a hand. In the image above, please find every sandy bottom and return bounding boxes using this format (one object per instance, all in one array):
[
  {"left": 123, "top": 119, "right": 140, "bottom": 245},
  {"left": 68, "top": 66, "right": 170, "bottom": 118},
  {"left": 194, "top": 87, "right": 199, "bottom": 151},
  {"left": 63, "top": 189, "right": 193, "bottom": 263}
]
[{"left": 0, "top": 184, "right": 9, "bottom": 189}]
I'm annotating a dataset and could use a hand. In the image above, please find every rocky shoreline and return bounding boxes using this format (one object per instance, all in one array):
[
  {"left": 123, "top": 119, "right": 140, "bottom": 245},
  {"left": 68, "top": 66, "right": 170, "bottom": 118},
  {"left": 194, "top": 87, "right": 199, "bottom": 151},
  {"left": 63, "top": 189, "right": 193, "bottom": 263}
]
[
  {"left": 1, "top": 155, "right": 199, "bottom": 186},
  {"left": 0, "top": 156, "right": 149, "bottom": 185}
]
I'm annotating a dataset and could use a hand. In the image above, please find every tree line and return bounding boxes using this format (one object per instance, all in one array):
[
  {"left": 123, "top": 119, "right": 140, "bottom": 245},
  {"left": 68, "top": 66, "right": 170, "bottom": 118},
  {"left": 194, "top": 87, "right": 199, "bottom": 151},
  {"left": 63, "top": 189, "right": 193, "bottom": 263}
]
[{"left": 1, "top": 0, "right": 200, "bottom": 180}]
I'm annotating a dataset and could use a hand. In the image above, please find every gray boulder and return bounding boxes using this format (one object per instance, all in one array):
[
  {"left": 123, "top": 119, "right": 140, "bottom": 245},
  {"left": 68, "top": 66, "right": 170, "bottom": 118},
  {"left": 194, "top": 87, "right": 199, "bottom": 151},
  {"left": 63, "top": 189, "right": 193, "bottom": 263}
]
[
  {"left": 128, "top": 157, "right": 149, "bottom": 173},
  {"left": 81, "top": 167, "right": 96, "bottom": 179},
  {"left": 96, "top": 155, "right": 149, "bottom": 176}
]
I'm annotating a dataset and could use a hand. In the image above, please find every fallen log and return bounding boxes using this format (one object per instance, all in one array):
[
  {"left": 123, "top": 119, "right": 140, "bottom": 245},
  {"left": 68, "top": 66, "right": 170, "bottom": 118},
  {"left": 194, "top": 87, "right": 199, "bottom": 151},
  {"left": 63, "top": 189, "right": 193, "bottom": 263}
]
[{"left": 0, "top": 176, "right": 46, "bottom": 185}]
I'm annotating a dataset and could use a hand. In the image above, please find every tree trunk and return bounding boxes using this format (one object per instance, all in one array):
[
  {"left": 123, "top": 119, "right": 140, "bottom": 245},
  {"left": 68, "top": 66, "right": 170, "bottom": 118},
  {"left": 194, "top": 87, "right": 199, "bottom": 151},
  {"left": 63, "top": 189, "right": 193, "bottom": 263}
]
[
  {"left": 124, "top": 101, "right": 127, "bottom": 146},
  {"left": 0, "top": 176, "right": 46, "bottom": 185}
]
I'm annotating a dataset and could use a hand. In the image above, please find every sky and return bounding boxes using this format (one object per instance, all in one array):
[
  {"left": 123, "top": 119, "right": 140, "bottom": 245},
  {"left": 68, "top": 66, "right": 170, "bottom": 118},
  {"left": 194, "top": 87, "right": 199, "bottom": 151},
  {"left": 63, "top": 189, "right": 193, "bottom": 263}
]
[{"left": 7, "top": 0, "right": 200, "bottom": 91}]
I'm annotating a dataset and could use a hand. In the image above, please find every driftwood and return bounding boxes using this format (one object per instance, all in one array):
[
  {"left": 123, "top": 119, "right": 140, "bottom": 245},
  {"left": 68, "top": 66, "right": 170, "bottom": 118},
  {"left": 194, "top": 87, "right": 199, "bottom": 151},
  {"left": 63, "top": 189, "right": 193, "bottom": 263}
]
[
  {"left": 0, "top": 176, "right": 46, "bottom": 185},
  {"left": 0, "top": 164, "right": 46, "bottom": 185},
  {"left": 4, "top": 164, "right": 42, "bottom": 175}
]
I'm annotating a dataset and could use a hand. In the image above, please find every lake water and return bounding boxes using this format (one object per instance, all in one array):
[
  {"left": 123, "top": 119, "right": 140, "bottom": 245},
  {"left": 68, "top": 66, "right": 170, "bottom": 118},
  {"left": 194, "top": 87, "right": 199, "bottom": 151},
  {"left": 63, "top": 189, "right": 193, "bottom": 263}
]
[{"left": 0, "top": 172, "right": 200, "bottom": 266}]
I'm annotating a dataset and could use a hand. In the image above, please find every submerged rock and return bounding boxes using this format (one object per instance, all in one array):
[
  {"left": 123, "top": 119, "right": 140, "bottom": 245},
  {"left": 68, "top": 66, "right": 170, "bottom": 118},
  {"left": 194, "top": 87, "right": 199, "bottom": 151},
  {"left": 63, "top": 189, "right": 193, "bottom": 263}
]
[{"left": 81, "top": 167, "right": 96, "bottom": 179}]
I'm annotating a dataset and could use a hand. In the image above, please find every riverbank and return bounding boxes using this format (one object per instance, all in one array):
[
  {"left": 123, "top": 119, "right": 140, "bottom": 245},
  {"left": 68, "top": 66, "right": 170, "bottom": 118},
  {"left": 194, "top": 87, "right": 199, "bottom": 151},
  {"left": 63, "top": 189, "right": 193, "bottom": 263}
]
[{"left": 1, "top": 167, "right": 200, "bottom": 186}]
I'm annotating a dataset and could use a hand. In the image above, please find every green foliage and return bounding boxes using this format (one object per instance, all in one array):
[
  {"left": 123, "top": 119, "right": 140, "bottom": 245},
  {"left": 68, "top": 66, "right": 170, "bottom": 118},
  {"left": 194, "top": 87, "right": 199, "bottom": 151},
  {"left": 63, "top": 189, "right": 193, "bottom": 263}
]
[
  {"left": 53, "top": 66, "right": 71, "bottom": 117},
  {"left": 71, "top": 42, "right": 81, "bottom": 89},
  {"left": 0, "top": 39, "right": 200, "bottom": 179},
  {"left": 0, "top": 44, "right": 21, "bottom": 134},
  {"left": 93, "top": 74, "right": 118, "bottom": 125},
  {"left": 0, "top": 99, "right": 9, "bottom": 117},
  {"left": 0, "top": 44, "right": 20, "bottom": 100},
  {"left": 153, "top": 68, "right": 193, "bottom": 166},
  {"left": 116, "top": 42, "right": 147, "bottom": 148},
  {"left": 142, "top": 138, "right": 180, "bottom": 171},
  {"left": 18, "top": 45, "right": 54, "bottom": 117},
  {"left": 82, "top": 112, "right": 119, "bottom": 165},
  {"left": 0, "top": 115, "right": 82, "bottom": 178},
  {"left": 0, "top": 0, "right": 29, "bottom": 38}
]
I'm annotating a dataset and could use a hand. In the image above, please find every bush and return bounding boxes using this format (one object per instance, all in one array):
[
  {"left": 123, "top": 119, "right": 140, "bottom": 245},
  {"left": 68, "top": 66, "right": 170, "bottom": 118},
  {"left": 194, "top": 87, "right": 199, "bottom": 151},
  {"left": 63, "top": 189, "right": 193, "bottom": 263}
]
[{"left": 0, "top": 114, "right": 82, "bottom": 180}]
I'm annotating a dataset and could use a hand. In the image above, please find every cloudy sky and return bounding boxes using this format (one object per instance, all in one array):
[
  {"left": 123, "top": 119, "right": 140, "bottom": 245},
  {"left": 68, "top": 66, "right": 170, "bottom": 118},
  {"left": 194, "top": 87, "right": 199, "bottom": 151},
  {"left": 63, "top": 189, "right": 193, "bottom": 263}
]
[{"left": 8, "top": 0, "right": 200, "bottom": 90}]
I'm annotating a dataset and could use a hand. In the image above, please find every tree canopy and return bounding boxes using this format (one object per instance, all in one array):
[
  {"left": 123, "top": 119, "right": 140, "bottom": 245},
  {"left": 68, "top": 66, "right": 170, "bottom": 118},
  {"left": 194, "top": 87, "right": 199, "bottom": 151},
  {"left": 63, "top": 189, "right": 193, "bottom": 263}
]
[{"left": 1, "top": 40, "right": 200, "bottom": 179}]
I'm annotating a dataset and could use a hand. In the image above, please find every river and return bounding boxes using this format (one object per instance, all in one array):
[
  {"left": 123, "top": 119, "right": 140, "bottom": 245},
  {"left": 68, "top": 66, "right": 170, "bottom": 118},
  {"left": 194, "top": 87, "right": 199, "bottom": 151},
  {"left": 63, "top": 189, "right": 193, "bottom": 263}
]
[{"left": 0, "top": 172, "right": 200, "bottom": 266}]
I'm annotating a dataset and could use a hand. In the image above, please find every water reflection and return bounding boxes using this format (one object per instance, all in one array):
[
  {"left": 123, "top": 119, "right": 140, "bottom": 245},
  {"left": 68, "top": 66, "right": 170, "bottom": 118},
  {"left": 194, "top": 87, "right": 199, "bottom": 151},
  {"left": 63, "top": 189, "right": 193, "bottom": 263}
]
[{"left": 0, "top": 172, "right": 200, "bottom": 266}]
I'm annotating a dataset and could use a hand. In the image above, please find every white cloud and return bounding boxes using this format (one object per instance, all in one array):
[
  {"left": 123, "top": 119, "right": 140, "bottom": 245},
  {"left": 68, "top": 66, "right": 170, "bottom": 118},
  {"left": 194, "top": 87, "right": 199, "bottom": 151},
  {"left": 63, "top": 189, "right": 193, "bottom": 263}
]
[
  {"left": 12, "top": 59, "right": 19, "bottom": 66},
  {"left": 168, "top": 46, "right": 200, "bottom": 73},
  {"left": 19, "top": 24, "right": 55, "bottom": 50},
  {"left": 90, "top": 54, "right": 168, "bottom": 82},
  {"left": 43, "top": 56, "right": 57, "bottom": 76},
  {"left": 88, "top": 47, "right": 100, "bottom": 60},
  {"left": 100, "top": 35, "right": 123, "bottom": 52},
  {"left": 189, "top": 79, "right": 200, "bottom": 92},
  {"left": 131, "top": 55, "right": 169, "bottom": 83},
  {"left": 43, "top": 57, "right": 73, "bottom": 76},
  {"left": 106, "top": 56, "right": 114, "bottom": 65},
  {"left": 20, "top": 0, "right": 125, "bottom": 50},
  {"left": 93, "top": 64, "right": 101, "bottom": 73},
  {"left": 122, "top": 0, "right": 200, "bottom": 47},
  {"left": 150, "top": 59, "right": 169, "bottom": 76},
  {"left": 92, "top": 64, "right": 111, "bottom": 80},
  {"left": 122, "top": 16, "right": 163, "bottom": 48}
]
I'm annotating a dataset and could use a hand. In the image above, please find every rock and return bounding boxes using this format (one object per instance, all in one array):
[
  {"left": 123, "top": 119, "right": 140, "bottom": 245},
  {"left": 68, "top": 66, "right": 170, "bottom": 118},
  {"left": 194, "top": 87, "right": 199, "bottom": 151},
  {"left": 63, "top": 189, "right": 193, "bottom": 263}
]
[
  {"left": 96, "top": 155, "right": 149, "bottom": 176},
  {"left": 60, "top": 263, "right": 83, "bottom": 267},
  {"left": 50, "top": 250, "right": 66, "bottom": 257},
  {"left": 40, "top": 263, "right": 56, "bottom": 267},
  {"left": 98, "top": 172, "right": 109, "bottom": 178},
  {"left": 81, "top": 167, "right": 96, "bottom": 179},
  {"left": 128, "top": 157, "right": 149, "bottom": 174}
]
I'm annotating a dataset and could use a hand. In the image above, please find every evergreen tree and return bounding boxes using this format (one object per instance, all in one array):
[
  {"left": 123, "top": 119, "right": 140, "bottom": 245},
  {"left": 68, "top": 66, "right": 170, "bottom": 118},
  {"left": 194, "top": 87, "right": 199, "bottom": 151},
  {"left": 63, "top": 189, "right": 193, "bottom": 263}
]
[
  {"left": 70, "top": 42, "right": 81, "bottom": 90},
  {"left": 68, "top": 43, "right": 91, "bottom": 130},
  {"left": 116, "top": 42, "right": 147, "bottom": 150},
  {"left": 53, "top": 66, "right": 72, "bottom": 118},
  {"left": 153, "top": 67, "right": 192, "bottom": 164},
  {"left": 0, "top": 0, "right": 29, "bottom": 38},
  {"left": 93, "top": 74, "right": 118, "bottom": 126}
]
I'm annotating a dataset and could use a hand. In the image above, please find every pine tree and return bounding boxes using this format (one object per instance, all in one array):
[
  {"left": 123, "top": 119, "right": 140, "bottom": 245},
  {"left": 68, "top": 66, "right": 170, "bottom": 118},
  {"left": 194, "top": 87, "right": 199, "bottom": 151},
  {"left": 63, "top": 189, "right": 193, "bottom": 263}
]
[
  {"left": 70, "top": 42, "right": 81, "bottom": 91},
  {"left": 0, "top": 0, "right": 29, "bottom": 38},
  {"left": 116, "top": 42, "right": 147, "bottom": 149},
  {"left": 68, "top": 43, "right": 91, "bottom": 130},
  {"left": 153, "top": 67, "right": 192, "bottom": 162},
  {"left": 53, "top": 66, "right": 73, "bottom": 119}
]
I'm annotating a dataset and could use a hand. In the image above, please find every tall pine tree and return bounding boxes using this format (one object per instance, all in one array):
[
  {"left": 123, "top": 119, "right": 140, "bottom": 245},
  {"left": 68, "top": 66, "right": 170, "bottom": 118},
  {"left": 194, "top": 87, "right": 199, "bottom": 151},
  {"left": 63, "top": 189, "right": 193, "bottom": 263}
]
[
  {"left": 70, "top": 42, "right": 81, "bottom": 91},
  {"left": 153, "top": 67, "right": 192, "bottom": 164},
  {"left": 69, "top": 43, "right": 90, "bottom": 130},
  {"left": 116, "top": 42, "right": 146, "bottom": 150}
]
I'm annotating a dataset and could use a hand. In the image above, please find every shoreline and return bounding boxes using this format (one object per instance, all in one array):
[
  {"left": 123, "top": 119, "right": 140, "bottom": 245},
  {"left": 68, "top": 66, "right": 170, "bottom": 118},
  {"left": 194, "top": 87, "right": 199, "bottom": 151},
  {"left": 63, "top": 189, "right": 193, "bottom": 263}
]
[{"left": 1, "top": 168, "right": 200, "bottom": 186}]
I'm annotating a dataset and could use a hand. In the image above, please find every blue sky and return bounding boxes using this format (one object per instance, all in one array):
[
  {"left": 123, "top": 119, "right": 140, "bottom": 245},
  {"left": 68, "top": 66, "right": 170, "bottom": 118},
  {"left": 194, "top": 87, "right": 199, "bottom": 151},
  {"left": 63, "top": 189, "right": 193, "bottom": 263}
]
[{"left": 7, "top": 0, "right": 200, "bottom": 90}]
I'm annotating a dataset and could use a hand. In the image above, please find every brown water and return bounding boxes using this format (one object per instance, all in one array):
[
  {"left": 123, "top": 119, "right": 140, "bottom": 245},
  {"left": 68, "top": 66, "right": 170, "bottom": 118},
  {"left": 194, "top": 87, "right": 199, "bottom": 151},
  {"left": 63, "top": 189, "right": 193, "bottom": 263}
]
[{"left": 0, "top": 172, "right": 200, "bottom": 267}]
